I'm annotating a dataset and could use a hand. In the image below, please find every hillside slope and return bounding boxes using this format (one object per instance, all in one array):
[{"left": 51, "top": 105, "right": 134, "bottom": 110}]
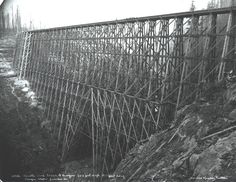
[
  {"left": 0, "top": 35, "right": 61, "bottom": 180},
  {"left": 114, "top": 80, "right": 236, "bottom": 182}
]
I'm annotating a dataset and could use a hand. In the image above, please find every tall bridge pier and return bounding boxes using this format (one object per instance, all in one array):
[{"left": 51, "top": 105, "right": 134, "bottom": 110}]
[{"left": 10, "top": 7, "right": 236, "bottom": 176}]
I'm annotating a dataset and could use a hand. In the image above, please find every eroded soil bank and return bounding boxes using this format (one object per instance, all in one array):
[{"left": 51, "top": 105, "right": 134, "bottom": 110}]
[
  {"left": 0, "top": 78, "right": 61, "bottom": 178},
  {"left": 0, "top": 35, "right": 61, "bottom": 180}
]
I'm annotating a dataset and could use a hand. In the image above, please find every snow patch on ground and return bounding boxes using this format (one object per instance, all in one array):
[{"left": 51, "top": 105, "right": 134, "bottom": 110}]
[
  {"left": 0, "top": 60, "right": 43, "bottom": 111},
  {"left": 12, "top": 78, "right": 40, "bottom": 107},
  {"left": 1, "top": 39, "right": 53, "bottom": 133},
  {"left": 0, "top": 61, "right": 11, "bottom": 69},
  {"left": 6, "top": 70, "right": 15, "bottom": 75},
  {"left": 22, "top": 87, "right": 30, "bottom": 92},
  {"left": 0, "top": 70, "right": 16, "bottom": 77},
  {"left": 25, "top": 91, "right": 35, "bottom": 98},
  {"left": 0, "top": 54, "right": 38, "bottom": 108},
  {"left": 13, "top": 79, "right": 30, "bottom": 88},
  {"left": 5, "top": 75, "right": 42, "bottom": 110}
]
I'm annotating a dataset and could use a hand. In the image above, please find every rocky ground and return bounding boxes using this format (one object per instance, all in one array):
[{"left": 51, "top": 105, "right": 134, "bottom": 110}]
[{"left": 113, "top": 80, "right": 236, "bottom": 181}]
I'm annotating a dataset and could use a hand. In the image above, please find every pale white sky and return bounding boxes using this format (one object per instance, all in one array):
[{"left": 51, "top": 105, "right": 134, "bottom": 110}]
[{"left": 0, "top": 0, "right": 210, "bottom": 28}]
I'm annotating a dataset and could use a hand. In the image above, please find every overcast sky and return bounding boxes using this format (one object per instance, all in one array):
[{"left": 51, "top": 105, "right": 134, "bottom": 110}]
[{"left": 0, "top": 0, "right": 210, "bottom": 28}]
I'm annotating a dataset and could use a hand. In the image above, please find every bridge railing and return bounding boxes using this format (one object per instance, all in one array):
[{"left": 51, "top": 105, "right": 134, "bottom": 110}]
[{"left": 13, "top": 7, "right": 236, "bottom": 175}]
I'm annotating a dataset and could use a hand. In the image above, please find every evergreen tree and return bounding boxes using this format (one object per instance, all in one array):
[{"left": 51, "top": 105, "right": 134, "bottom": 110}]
[
  {"left": 207, "top": 0, "right": 218, "bottom": 9},
  {"left": 190, "top": 0, "right": 196, "bottom": 11}
]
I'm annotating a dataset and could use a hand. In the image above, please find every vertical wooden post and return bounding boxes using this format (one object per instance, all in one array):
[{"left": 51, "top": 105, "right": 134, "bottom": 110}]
[
  {"left": 174, "top": 18, "right": 184, "bottom": 90},
  {"left": 198, "top": 14, "right": 217, "bottom": 85},
  {"left": 56, "top": 29, "right": 68, "bottom": 146},
  {"left": 19, "top": 32, "right": 29, "bottom": 79},
  {"left": 175, "top": 17, "right": 194, "bottom": 115},
  {"left": 208, "top": 14, "right": 217, "bottom": 82},
  {"left": 185, "top": 16, "right": 198, "bottom": 97},
  {"left": 228, "top": 11, "right": 236, "bottom": 71},
  {"left": 91, "top": 88, "right": 96, "bottom": 181},
  {"left": 156, "top": 19, "right": 169, "bottom": 129},
  {"left": 218, "top": 12, "right": 232, "bottom": 80}
]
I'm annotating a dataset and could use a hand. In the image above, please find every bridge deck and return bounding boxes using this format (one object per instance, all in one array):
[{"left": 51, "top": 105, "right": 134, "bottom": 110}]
[{"left": 29, "top": 6, "right": 236, "bottom": 32}]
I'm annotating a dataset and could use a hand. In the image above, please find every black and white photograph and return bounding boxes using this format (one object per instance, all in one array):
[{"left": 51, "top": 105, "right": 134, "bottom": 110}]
[{"left": 0, "top": 0, "right": 236, "bottom": 181}]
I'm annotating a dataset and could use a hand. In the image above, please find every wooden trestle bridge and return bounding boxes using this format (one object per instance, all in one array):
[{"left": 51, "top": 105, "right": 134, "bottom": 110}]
[{"left": 12, "top": 7, "right": 236, "bottom": 175}]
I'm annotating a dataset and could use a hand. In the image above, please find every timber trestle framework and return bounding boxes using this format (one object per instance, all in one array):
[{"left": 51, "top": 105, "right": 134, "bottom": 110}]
[{"left": 13, "top": 7, "right": 236, "bottom": 176}]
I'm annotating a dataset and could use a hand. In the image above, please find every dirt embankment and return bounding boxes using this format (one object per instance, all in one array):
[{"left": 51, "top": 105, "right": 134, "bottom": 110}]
[
  {"left": 0, "top": 36, "right": 61, "bottom": 180},
  {"left": 114, "top": 81, "right": 236, "bottom": 181},
  {"left": 0, "top": 35, "right": 94, "bottom": 181},
  {"left": 0, "top": 78, "right": 61, "bottom": 177}
]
